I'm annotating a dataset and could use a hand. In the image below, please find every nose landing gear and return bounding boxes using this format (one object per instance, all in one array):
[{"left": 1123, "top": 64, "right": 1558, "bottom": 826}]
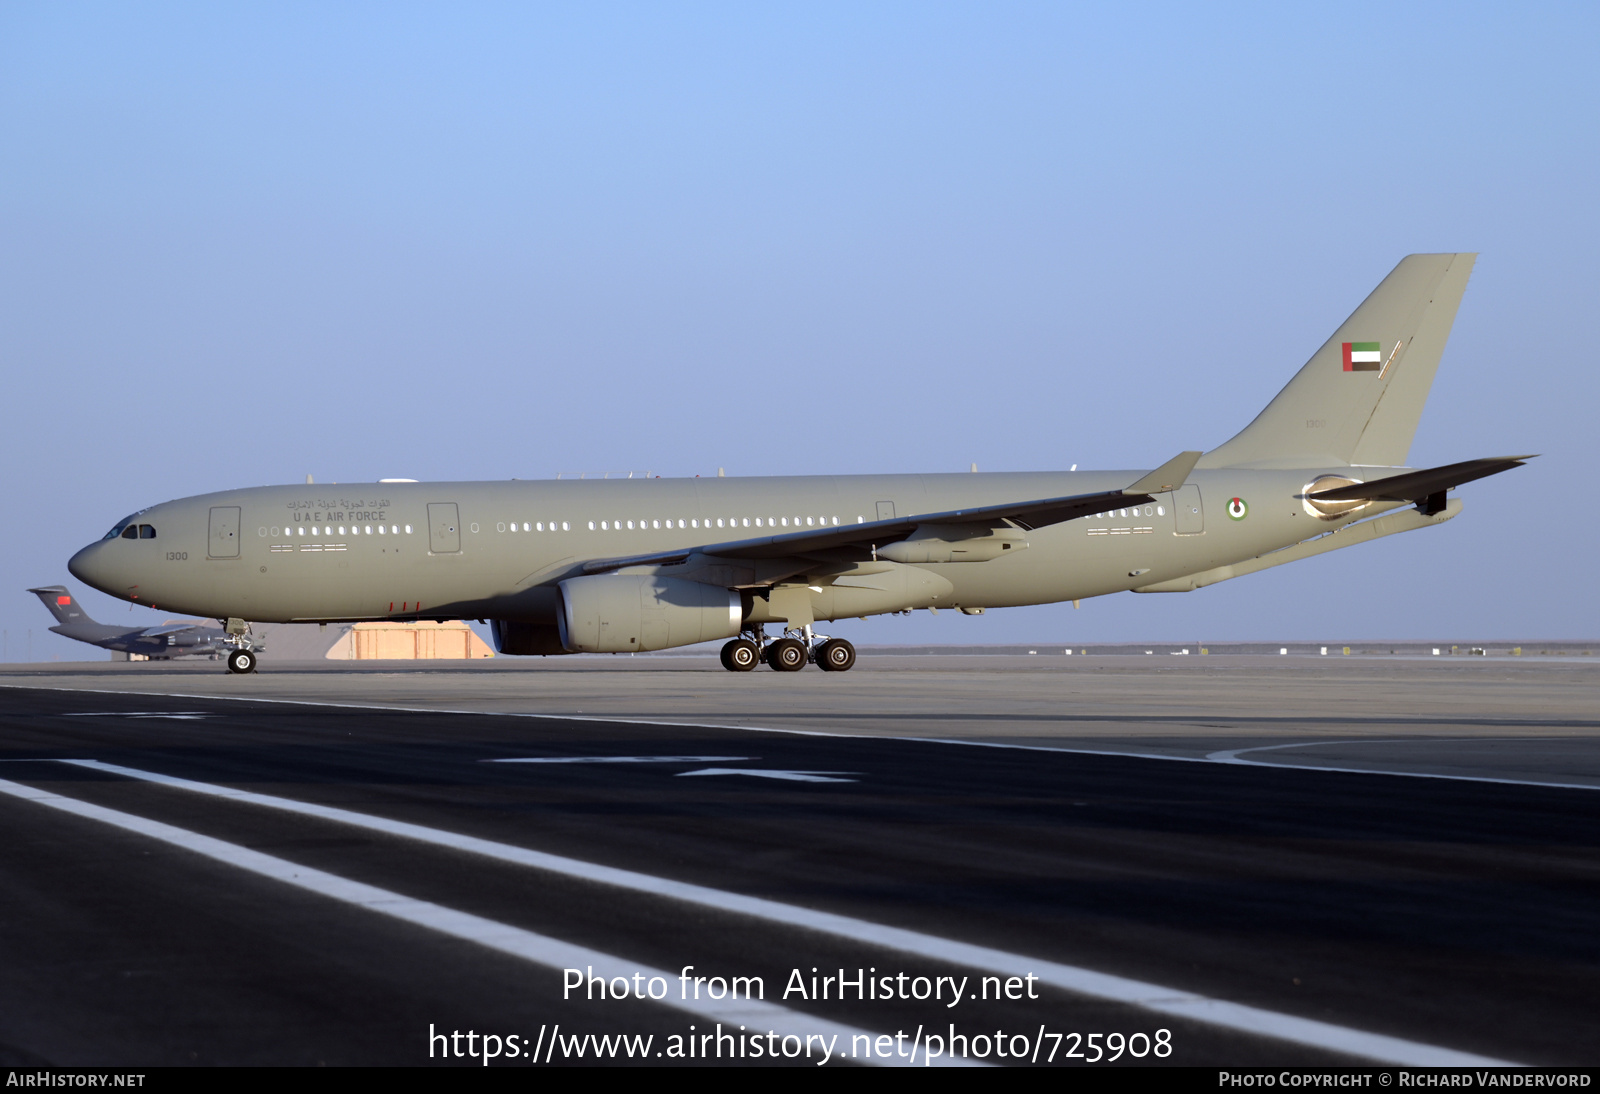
[{"left": 222, "top": 617, "right": 259, "bottom": 674}]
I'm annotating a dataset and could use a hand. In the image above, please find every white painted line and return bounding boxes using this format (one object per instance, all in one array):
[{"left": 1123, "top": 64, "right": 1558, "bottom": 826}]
[
  {"left": 1204, "top": 739, "right": 1600, "bottom": 792},
  {"left": 488, "top": 756, "right": 753, "bottom": 765},
  {"left": 676, "top": 768, "right": 857, "bottom": 783},
  {"left": 16, "top": 682, "right": 1597, "bottom": 792},
  {"left": 63, "top": 712, "right": 215, "bottom": 720},
  {"left": 0, "top": 775, "right": 968, "bottom": 1068},
  {"left": 58, "top": 758, "right": 1514, "bottom": 1066}
]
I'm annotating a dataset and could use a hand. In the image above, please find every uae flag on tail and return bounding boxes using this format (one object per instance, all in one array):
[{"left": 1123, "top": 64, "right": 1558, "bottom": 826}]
[{"left": 1343, "top": 341, "right": 1382, "bottom": 372}]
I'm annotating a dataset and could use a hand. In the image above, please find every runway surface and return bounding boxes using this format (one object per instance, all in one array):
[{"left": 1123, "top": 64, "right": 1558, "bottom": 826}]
[{"left": 1, "top": 655, "right": 1597, "bottom": 1066}]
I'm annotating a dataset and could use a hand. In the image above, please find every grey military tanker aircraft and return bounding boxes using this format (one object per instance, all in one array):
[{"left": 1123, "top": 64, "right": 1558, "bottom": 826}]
[
  {"left": 68, "top": 253, "right": 1527, "bottom": 675},
  {"left": 27, "top": 585, "right": 262, "bottom": 663}
]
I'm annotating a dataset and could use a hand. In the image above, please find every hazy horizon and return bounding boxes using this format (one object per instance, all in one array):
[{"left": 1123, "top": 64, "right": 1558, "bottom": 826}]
[{"left": 4, "top": 4, "right": 1596, "bottom": 661}]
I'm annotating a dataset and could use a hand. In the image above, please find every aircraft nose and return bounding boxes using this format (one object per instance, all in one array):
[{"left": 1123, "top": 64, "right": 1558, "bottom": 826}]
[{"left": 68, "top": 540, "right": 122, "bottom": 596}]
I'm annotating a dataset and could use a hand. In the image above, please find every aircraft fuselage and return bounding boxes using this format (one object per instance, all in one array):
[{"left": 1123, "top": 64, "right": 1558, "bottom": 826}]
[{"left": 67, "top": 469, "right": 1395, "bottom": 627}]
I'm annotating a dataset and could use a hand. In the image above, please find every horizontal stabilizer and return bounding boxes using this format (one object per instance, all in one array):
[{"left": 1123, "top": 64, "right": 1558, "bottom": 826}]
[
  {"left": 1125, "top": 451, "right": 1203, "bottom": 495},
  {"left": 1307, "top": 455, "right": 1534, "bottom": 504}
]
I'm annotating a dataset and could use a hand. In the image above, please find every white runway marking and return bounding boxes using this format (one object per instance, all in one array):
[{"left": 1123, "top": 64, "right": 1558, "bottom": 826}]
[
  {"left": 52, "top": 757, "right": 1514, "bottom": 1066},
  {"left": 487, "top": 755, "right": 752, "bottom": 764},
  {"left": 63, "top": 711, "right": 215, "bottom": 720},
  {"left": 0, "top": 774, "right": 969, "bottom": 1068},
  {"left": 676, "top": 768, "right": 857, "bottom": 783},
  {"left": 1203, "top": 738, "right": 1600, "bottom": 791}
]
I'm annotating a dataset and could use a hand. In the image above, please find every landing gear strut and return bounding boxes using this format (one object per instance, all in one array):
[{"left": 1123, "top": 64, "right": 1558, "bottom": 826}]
[
  {"left": 222, "top": 617, "right": 258, "bottom": 674},
  {"left": 720, "top": 626, "right": 856, "bottom": 673}
]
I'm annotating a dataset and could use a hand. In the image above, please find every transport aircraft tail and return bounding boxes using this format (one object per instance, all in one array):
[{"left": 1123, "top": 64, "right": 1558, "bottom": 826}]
[
  {"left": 28, "top": 585, "right": 97, "bottom": 628},
  {"left": 1196, "top": 253, "right": 1475, "bottom": 470}
]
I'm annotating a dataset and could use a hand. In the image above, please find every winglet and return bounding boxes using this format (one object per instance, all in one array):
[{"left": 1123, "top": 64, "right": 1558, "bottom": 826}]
[{"left": 1124, "top": 451, "right": 1203, "bottom": 495}]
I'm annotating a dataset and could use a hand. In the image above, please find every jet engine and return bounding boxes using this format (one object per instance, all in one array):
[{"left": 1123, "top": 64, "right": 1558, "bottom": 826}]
[{"left": 558, "top": 575, "right": 741, "bottom": 653}]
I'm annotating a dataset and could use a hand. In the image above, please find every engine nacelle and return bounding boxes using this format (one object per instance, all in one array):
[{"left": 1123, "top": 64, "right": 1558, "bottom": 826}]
[{"left": 558, "top": 575, "right": 741, "bottom": 653}]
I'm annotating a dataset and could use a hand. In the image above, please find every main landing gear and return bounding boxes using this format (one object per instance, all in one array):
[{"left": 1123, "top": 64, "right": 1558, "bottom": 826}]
[{"left": 719, "top": 627, "right": 856, "bottom": 673}]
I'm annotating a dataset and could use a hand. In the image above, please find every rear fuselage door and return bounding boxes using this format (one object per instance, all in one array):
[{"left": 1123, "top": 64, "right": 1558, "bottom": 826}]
[
  {"left": 208, "top": 506, "right": 241, "bottom": 558},
  {"left": 1173, "top": 485, "right": 1204, "bottom": 534},
  {"left": 427, "top": 503, "right": 461, "bottom": 553}
]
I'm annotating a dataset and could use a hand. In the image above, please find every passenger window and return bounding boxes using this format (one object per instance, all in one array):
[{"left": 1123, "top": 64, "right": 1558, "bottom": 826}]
[
  {"left": 404, "top": 524, "right": 413, "bottom": 534},
  {"left": 561, "top": 522, "right": 569, "bottom": 531}
]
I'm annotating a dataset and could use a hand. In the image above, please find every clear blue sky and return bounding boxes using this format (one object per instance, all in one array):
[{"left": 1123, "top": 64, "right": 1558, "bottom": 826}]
[{"left": 3, "top": 2, "right": 1596, "bottom": 660}]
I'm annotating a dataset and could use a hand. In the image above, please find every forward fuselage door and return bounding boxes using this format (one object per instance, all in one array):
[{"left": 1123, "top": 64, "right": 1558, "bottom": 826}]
[
  {"left": 1173, "top": 485, "right": 1204, "bottom": 535},
  {"left": 427, "top": 503, "right": 461, "bottom": 553},
  {"left": 208, "top": 506, "right": 241, "bottom": 558}
]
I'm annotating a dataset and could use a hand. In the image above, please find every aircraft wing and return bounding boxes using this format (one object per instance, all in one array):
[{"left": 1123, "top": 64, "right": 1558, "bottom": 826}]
[
  {"left": 582, "top": 451, "right": 1203, "bottom": 575},
  {"left": 138, "top": 623, "right": 207, "bottom": 639},
  {"left": 1306, "top": 455, "right": 1535, "bottom": 504}
]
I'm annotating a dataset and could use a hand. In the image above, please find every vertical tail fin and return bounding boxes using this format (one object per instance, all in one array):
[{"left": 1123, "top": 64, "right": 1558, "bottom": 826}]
[
  {"left": 1197, "top": 253, "right": 1475, "bottom": 470},
  {"left": 28, "top": 585, "right": 97, "bottom": 627}
]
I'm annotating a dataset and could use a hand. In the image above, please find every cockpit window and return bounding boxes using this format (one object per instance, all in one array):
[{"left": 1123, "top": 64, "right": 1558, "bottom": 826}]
[
  {"left": 120, "top": 526, "right": 138, "bottom": 539},
  {"left": 139, "top": 525, "right": 156, "bottom": 539},
  {"left": 104, "top": 514, "right": 139, "bottom": 540}
]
